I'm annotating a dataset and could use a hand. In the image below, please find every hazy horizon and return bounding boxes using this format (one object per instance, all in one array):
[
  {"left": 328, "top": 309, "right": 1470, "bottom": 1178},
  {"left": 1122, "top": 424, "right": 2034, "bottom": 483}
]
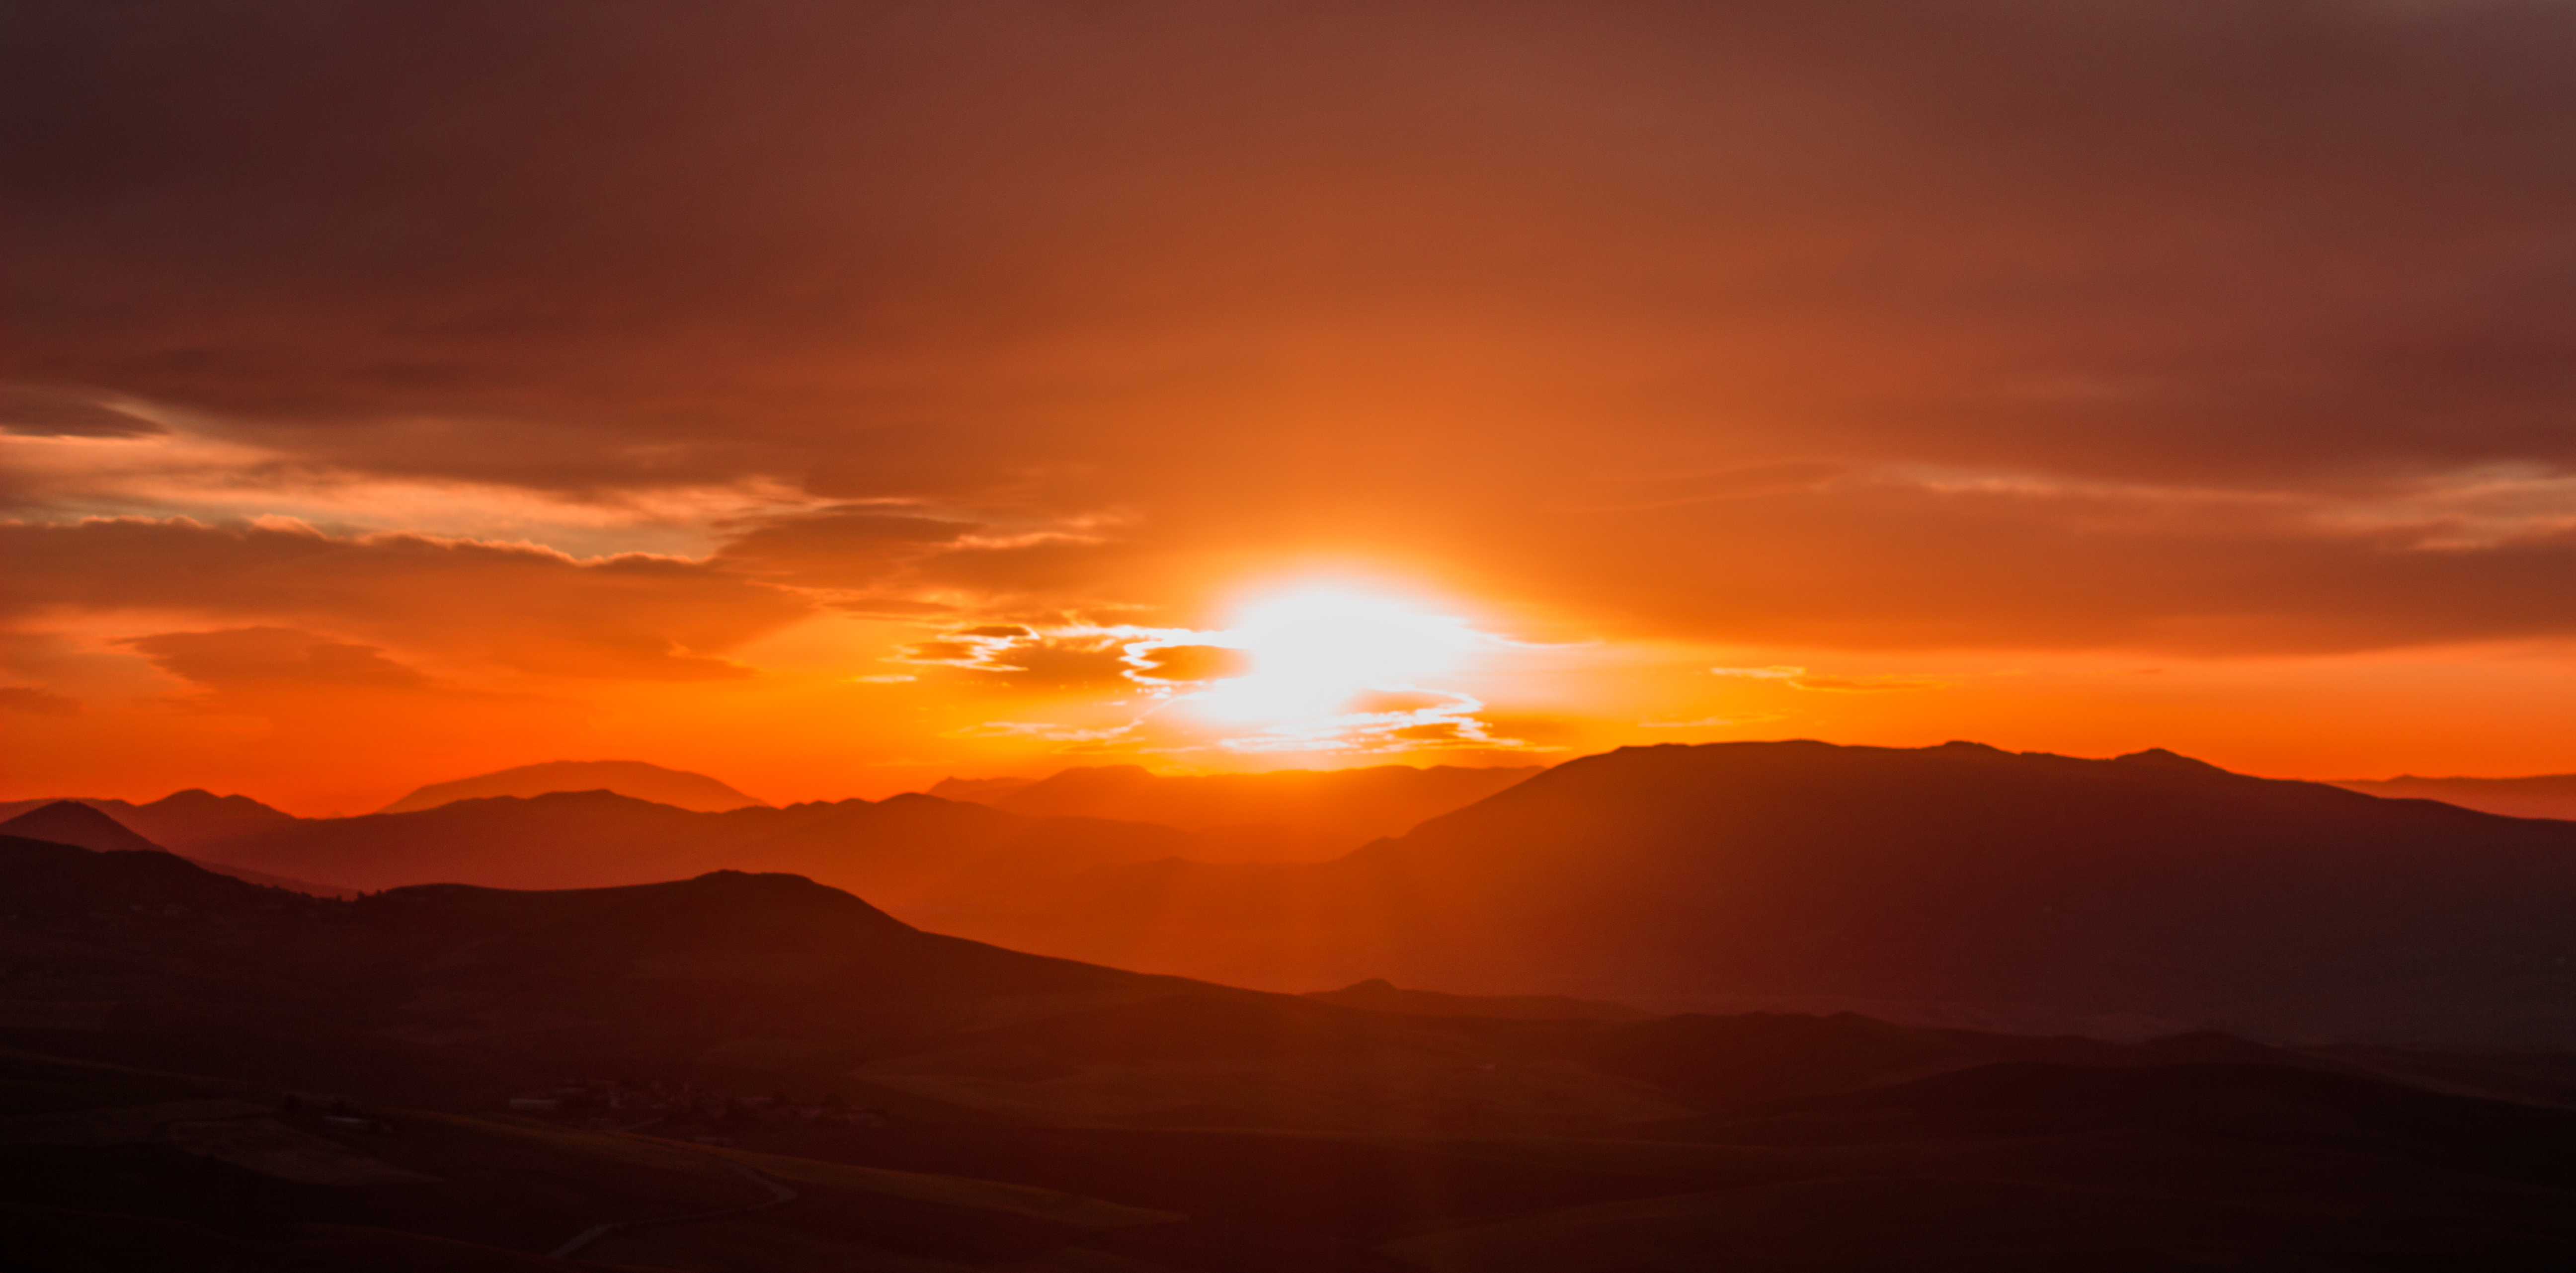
[{"left": 8, "top": 0, "right": 2576, "bottom": 812}]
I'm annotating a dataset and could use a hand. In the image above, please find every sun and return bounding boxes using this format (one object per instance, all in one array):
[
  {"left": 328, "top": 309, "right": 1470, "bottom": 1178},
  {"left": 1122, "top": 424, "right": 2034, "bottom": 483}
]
[{"left": 1181, "top": 586, "right": 1482, "bottom": 725}]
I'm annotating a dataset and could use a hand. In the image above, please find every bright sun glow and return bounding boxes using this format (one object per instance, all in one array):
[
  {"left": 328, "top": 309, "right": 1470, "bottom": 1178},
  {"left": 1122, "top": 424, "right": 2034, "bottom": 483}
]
[{"left": 1183, "top": 586, "right": 1484, "bottom": 725}]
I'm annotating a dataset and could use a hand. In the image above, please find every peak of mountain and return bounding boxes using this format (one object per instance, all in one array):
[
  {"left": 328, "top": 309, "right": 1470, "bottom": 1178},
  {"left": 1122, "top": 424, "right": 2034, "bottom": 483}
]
[
  {"left": 2334, "top": 772, "right": 2576, "bottom": 822},
  {"left": 181, "top": 782, "right": 1199, "bottom": 908},
  {"left": 378, "top": 759, "right": 770, "bottom": 814},
  {"left": 2111, "top": 746, "right": 2234, "bottom": 773},
  {"left": 0, "top": 796, "right": 358, "bottom": 896},
  {"left": 0, "top": 799, "right": 165, "bottom": 853},
  {"left": 919, "top": 739, "right": 2576, "bottom": 1046},
  {"left": 133, "top": 788, "right": 302, "bottom": 839},
  {"left": 936, "top": 761, "right": 1544, "bottom": 856},
  {"left": 0, "top": 790, "right": 298, "bottom": 852}
]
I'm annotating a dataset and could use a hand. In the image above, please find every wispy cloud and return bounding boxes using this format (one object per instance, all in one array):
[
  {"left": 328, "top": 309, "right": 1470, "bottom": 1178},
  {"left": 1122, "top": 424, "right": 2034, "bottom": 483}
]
[{"left": 1708, "top": 666, "right": 1949, "bottom": 692}]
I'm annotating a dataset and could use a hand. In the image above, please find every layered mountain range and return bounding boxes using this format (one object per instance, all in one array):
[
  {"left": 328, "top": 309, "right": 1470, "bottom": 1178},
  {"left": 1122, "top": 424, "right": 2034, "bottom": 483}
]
[
  {"left": 930, "top": 763, "right": 1542, "bottom": 857},
  {"left": 921, "top": 742, "right": 2576, "bottom": 1044},
  {"left": 10, "top": 741, "right": 2575, "bottom": 1046}
]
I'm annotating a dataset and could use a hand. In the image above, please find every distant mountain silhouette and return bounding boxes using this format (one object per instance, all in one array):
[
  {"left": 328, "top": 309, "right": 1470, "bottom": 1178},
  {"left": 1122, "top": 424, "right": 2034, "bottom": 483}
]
[
  {"left": 2334, "top": 772, "right": 2576, "bottom": 821},
  {"left": 0, "top": 800, "right": 165, "bottom": 854},
  {"left": 0, "top": 799, "right": 358, "bottom": 897},
  {"left": 377, "top": 758, "right": 771, "bottom": 813},
  {"left": 928, "top": 762, "right": 1542, "bottom": 859},
  {"left": 0, "top": 789, "right": 296, "bottom": 852},
  {"left": 920, "top": 740, "right": 2576, "bottom": 1046},
  {"left": 186, "top": 789, "right": 1216, "bottom": 911}
]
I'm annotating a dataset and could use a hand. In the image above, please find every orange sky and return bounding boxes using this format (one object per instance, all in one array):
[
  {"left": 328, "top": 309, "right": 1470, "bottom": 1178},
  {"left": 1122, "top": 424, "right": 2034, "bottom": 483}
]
[{"left": 6, "top": 1, "right": 2576, "bottom": 814}]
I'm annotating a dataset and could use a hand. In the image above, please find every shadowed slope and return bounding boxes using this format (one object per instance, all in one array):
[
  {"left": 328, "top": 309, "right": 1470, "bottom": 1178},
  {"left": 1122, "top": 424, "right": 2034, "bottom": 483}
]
[
  {"left": 0, "top": 833, "right": 301, "bottom": 914},
  {"left": 932, "top": 763, "right": 1543, "bottom": 858},
  {"left": 0, "top": 803, "right": 359, "bottom": 899},
  {"left": 0, "top": 792, "right": 299, "bottom": 854},
  {"left": 0, "top": 802, "right": 165, "bottom": 855},
  {"left": 925, "top": 740, "right": 2576, "bottom": 1045},
  {"left": 187, "top": 790, "right": 1207, "bottom": 908},
  {"left": 2336, "top": 772, "right": 2576, "bottom": 822}
]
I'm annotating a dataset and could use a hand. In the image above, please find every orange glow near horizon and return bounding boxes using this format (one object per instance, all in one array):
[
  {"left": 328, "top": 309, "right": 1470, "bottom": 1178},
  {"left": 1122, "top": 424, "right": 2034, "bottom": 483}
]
[
  {"left": 1176, "top": 586, "right": 1486, "bottom": 725},
  {"left": 8, "top": 3, "right": 2576, "bottom": 812}
]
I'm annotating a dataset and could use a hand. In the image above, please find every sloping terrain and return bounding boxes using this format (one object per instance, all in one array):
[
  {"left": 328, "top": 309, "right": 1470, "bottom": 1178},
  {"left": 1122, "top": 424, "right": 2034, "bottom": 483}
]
[
  {"left": 931, "top": 763, "right": 1542, "bottom": 859},
  {"left": 0, "top": 801, "right": 168, "bottom": 854},
  {"left": 0, "top": 789, "right": 301, "bottom": 853},
  {"left": 1384, "top": 1062, "right": 2576, "bottom": 1272},
  {"left": 920, "top": 741, "right": 2576, "bottom": 1046},
  {"left": 0, "top": 1047, "right": 1172, "bottom": 1272},
  {"left": 2335, "top": 772, "right": 2576, "bottom": 821},
  {"left": 164, "top": 790, "right": 1213, "bottom": 910},
  {"left": 3, "top": 834, "right": 2573, "bottom": 1270}
]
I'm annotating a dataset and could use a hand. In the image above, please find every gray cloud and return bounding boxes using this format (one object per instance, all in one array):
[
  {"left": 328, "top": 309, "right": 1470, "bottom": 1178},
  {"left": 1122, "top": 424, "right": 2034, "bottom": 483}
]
[{"left": 5, "top": 0, "right": 2574, "bottom": 654}]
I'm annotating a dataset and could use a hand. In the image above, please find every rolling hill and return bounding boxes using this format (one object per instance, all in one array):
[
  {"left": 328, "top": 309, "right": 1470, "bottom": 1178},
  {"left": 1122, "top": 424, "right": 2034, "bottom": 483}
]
[
  {"left": 173, "top": 790, "right": 1217, "bottom": 912},
  {"left": 5, "top": 832, "right": 2574, "bottom": 1269},
  {"left": 918, "top": 741, "right": 2576, "bottom": 1046},
  {"left": 0, "top": 801, "right": 362, "bottom": 898},
  {"left": 0, "top": 789, "right": 299, "bottom": 853},
  {"left": 0, "top": 801, "right": 165, "bottom": 855}
]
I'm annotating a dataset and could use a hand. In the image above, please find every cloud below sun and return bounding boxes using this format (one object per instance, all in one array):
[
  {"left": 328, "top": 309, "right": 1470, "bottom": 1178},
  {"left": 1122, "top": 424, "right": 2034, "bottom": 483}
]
[{"left": 893, "top": 586, "right": 1539, "bottom": 759}]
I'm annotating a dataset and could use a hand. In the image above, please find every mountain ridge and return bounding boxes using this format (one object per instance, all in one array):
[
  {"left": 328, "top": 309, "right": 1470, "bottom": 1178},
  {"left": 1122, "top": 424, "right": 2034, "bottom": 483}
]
[
  {"left": 377, "top": 758, "right": 771, "bottom": 814},
  {"left": 2334, "top": 771, "right": 2576, "bottom": 821},
  {"left": 918, "top": 740, "right": 2576, "bottom": 1046}
]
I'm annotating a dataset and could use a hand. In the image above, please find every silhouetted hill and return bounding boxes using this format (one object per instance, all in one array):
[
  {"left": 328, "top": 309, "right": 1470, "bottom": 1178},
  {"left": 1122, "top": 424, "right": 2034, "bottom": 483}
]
[
  {"left": 923, "top": 740, "right": 2576, "bottom": 1045},
  {"left": 0, "top": 790, "right": 299, "bottom": 852},
  {"left": 380, "top": 759, "right": 771, "bottom": 814},
  {"left": 2335, "top": 771, "right": 2576, "bottom": 821},
  {"left": 0, "top": 801, "right": 359, "bottom": 898},
  {"left": 0, "top": 833, "right": 302, "bottom": 915},
  {"left": 0, "top": 802, "right": 165, "bottom": 854},
  {"left": 929, "top": 762, "right": 1542, "bottom": 858},
  {"left": 6, "top": 836, "right": 2574, "bottom": 1269},
  {"left": 192, "top": 790, "right": 1210, "bottom": 911}
]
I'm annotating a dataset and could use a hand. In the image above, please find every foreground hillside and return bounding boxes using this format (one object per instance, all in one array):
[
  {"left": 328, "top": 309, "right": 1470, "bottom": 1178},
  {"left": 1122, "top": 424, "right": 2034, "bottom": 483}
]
[
  {"left": 3, "top": 833, "right": 2574, "bottom": 1270},
  {"left": 922, "top": 741, "right": 2576, "bottom": 1045}
]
